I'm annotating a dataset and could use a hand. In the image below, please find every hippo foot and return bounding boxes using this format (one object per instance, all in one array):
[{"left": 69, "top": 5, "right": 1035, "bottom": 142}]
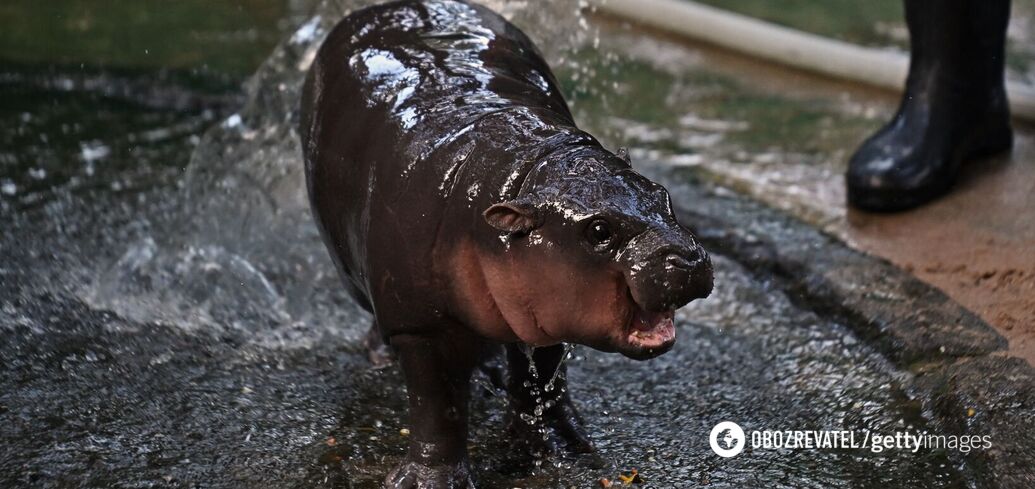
[
  {"left": 507, "top": 399, "right": 594, "bottom": 457},
  {"left": 384, "top": 459, "right": 475, "bottom": 489}
]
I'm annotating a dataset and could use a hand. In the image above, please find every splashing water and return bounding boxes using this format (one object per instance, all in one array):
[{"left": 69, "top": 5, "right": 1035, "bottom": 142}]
[
  {"left": 81, "top": 0, "right": 603, "bottom": 340},
  {"left": 517, "top": 343, "right": 577, "bottom": 470},
  {"left": 518, "top": 344, "right": 549, "bottom": 469},
  {"left": 544, "top": 343, "right": 575, "bottom": 394}
]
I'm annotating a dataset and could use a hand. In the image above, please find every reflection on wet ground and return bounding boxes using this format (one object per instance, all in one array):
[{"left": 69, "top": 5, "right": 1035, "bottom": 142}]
[
  {"left": 0, "top": 74, "right": 218, "bottom": 210},
  {"left": 0, "top": 0, "right": 317, "bottom": 212}
]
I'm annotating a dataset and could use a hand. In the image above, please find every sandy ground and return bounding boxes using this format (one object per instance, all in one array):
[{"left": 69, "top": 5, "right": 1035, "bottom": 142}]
[{"left": 844, "top": 140, "right": 1035, "bottom": 363}]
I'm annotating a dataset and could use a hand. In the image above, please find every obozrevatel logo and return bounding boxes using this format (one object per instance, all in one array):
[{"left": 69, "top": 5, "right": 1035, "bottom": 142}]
[{"left": 710, "top": 421, "right": 746, "bottom": 457}]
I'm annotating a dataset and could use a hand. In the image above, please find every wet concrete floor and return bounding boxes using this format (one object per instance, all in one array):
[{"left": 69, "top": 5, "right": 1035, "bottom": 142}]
[{"left": 0, "top": 230, "right": 970, "bottom": 487}]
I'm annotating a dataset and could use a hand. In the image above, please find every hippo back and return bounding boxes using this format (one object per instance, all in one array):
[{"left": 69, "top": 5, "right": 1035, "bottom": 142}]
[{"left": 300, "top": 0, "right": 595, "bottom": 324}]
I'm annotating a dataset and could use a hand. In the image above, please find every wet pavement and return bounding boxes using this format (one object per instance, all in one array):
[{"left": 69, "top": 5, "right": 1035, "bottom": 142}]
[
  {"left": 0, "top": 221, "right": 973, "bottom": 487},
  {"left": 2, "top": 0, "right": 1034, "bottom": 487},
  {"left": 586, "top": 3, "right": 1035, "bottom": 363}
]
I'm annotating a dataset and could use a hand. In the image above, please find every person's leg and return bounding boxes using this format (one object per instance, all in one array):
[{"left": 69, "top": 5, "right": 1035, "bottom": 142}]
[{"left": 846, "top": 0, "right": 1012, "bottom": 212}]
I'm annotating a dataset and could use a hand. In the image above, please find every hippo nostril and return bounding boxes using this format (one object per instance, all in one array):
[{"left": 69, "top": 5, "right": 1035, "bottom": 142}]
[{"left": 665, "top": 253, "right": 694, "bottom": 270}]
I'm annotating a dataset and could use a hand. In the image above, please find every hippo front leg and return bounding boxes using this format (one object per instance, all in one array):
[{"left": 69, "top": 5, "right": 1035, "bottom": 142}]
[
  {"left": 505, "top": 343, "right": 594, "bottom": 456},
  {"left": 386, "top": 333, "right": 477, "bottom": 489}
]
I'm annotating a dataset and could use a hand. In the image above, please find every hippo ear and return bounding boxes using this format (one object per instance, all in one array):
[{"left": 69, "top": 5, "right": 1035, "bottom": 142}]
[
  {"left": 483, "top": 200, "right": 541, "bottom": 234},
  {"left": 616, "top": 147, "right": 632, "bottom": 167}
]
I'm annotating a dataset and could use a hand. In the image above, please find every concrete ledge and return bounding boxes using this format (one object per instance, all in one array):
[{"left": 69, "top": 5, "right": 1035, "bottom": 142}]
[{"left": 650, "top": 166, "right": 1007, "bottom": 366}]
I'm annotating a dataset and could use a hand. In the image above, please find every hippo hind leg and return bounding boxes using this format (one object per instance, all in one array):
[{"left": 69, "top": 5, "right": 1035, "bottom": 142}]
[{"left": 504, "top": 343, "right": 594, "bottom": 456}]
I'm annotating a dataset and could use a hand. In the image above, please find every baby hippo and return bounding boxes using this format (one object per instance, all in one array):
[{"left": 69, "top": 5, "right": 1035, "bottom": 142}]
[{"left": 300, "top": 0, "right": 713, "bottom": 486}]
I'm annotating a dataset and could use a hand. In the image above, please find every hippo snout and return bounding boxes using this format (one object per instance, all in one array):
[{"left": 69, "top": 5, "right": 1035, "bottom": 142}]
[
  {"left": 623, "top": 233, "right": 714, "bottom": 313},
  {"left": 657, "top": 248, "right": 713, "bottom": 310}
]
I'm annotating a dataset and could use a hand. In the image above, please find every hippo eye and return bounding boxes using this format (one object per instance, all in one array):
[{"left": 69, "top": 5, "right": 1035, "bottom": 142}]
[{"left": 585, "top": 219, "right": 613, "bottom": 247}]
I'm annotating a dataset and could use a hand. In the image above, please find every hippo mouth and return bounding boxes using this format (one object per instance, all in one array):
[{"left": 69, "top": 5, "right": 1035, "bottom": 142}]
[{"left": 622, "top": 302, "right": 676, "bottom": 359}]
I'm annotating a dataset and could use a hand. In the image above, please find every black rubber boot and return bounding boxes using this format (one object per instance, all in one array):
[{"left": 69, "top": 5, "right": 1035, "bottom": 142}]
[{"left": 846, "top": 0, "right": 1013, "bottom": 212}]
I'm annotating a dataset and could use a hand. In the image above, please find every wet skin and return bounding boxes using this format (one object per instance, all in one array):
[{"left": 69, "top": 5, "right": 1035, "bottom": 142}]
[{"left": 300, "top": 1, "right": 712, "bottom": 486}]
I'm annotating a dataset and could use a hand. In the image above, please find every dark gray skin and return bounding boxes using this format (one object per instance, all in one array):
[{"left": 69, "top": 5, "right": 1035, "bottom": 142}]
[{"left": 299, "top": 1, "right": 713, "bottom": 486}]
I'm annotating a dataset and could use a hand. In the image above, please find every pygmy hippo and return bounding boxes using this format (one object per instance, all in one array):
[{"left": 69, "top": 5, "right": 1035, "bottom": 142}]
[{"left": 300, "top": 1, "right": 713, "bottom": 486}]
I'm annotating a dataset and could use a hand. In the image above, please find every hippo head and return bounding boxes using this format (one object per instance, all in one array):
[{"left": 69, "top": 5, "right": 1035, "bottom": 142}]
[{"left": 482, "top": 147, "right": 713, "bottom": 359}]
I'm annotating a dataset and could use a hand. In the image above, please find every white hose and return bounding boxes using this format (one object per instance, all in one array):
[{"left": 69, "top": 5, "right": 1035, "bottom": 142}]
[{"left": 593, "top": 0, "right": 1035, "bottom": 121}]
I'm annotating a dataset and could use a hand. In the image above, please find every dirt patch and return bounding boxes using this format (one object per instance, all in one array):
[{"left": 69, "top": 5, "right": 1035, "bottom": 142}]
[{"left": 844, "top": 140, "right": 1035, "bottom": 364}]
